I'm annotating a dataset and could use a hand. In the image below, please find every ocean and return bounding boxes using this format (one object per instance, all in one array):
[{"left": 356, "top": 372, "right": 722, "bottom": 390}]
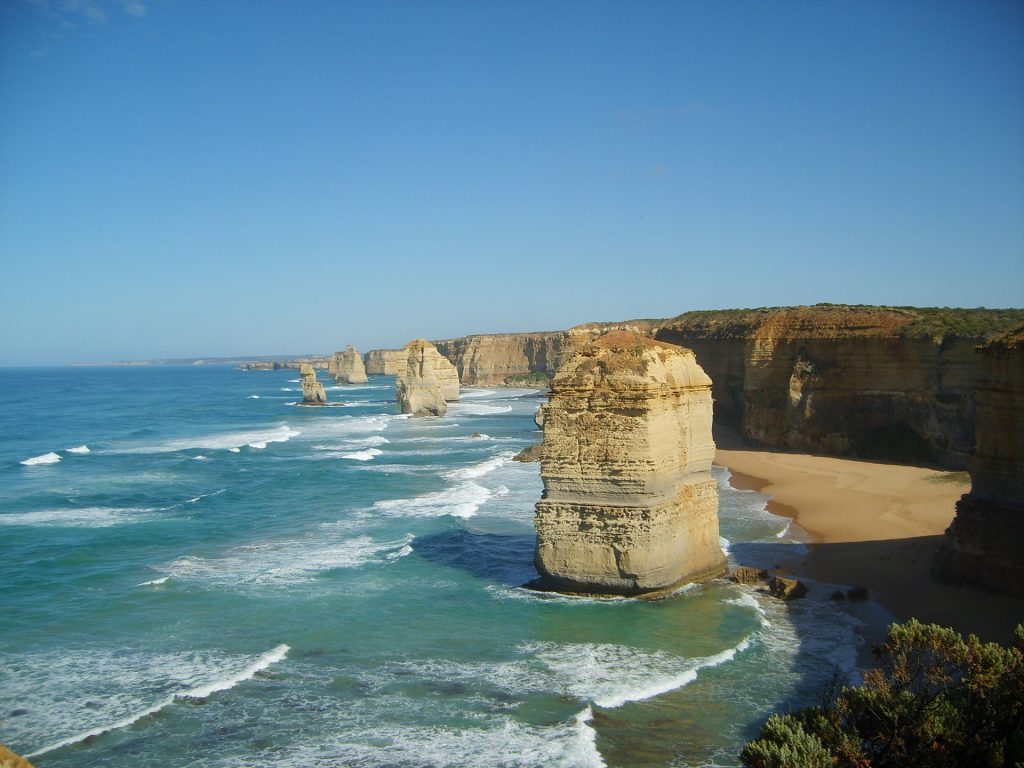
[{"left": 0, "top": 366, "right": 866, "bottom": 767}]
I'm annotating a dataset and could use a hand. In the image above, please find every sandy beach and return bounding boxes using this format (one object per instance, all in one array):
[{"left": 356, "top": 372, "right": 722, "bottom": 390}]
[{"left": 714, "top": 429, "right": 1024, "bottom": 645}]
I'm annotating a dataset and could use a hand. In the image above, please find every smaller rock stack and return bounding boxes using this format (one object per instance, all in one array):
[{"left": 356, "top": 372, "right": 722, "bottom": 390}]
[
  {"left": 331, "top": 345, "right": 369, "bottom": 384},
  {"left": 534, "top": 331, "right": 727, "bottom": 595},
  {"left": 364, "top": 349, "right": 406, "bottom": 375},
  {"left": 300, "top": 363, "right": 327, "bottom": 405},
  {"left": 395, "top": 340, "right": 450, "bottom": 416}
]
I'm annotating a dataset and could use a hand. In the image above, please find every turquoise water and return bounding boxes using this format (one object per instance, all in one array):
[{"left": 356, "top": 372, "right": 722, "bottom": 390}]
[{"left": 1, "top": 366, "right": 864, "bottom": 767}]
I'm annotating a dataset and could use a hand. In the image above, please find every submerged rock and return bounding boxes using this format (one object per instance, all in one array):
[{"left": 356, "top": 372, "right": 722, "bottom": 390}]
[
  {"left": 533, "top": 331, "right": 727, "bottom": 595},
  {"left": 331, "top": 345, "right": 369, "bottom": 384},
  {"left": 300, "top": 364, "right": 327, "bottom": 405},
  {"left": 395, "top": 340, "right": 448, "bottom": 416}
]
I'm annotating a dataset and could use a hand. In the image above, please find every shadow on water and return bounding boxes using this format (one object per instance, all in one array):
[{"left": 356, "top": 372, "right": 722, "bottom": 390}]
[{"left": 412, "top": 527, "right": 539, "bottom": 587}]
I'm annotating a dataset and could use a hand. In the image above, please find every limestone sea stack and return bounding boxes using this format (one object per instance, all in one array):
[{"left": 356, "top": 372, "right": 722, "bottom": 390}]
[
  {"left": 933, "top": 325, "right": 1024, "bottom": 597},
  {"left": 300, "top": 363, "right": 327, "bottom": 404},
  {"left": 533, "top": 331, "right": 727, "bottom": 595},
  {"left": 395, "top": 340, "right": 449, "bottom": 416},
  {"left": 332, "top": 345, "right": 369, "bottom": 384}
]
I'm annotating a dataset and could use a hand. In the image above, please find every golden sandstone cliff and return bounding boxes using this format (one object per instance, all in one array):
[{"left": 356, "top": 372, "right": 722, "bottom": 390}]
[
  {"left": 533, "top": 331, "right": 727, "bottom": 595},
  {"left": 330, "top": 345, "right": 369, "bottom": 384},
  {"left": 395, "top": 339, "right": 460, "bottom": 416},
  {"left": 364, "top": 349, "right": 405, "bottom": 376},
  {"left": 934, "top": 326, "right": 1024, "bottom": 597}
]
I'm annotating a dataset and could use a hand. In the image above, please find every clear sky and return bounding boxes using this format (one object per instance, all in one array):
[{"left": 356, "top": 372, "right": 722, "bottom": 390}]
[{"left": 1, "top": 1, "right": 1022, "bottom": 365}]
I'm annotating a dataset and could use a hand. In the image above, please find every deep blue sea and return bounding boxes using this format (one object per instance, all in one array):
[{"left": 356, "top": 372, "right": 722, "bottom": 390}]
[{"left": 1, "top": 366, "right": 865, "bottom": 767}]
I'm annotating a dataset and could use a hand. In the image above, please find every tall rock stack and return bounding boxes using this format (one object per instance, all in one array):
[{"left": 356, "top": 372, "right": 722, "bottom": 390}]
[
  {"left": 533, "top": 331, "right": 727, "bottom": 595},
  {"left": 395, "top": 340, "right": 449, "bottom": 416},
  {"left": 934, "top": 326, "right": 1024, "bottom": 597},
  {"left": 300, "top": 363, "right": 327, "bottom": 404},
  {"left": 332, "top": 345, "right": 369, "bottom": 384}
]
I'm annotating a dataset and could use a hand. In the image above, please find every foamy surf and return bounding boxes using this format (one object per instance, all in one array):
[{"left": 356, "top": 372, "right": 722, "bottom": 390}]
[
  {"left": 24, "top": 644, "right": 290, "bottom": 759},
  {"left": 20, "top": 452, "right": 61, "bottom": 466},
  {"left": 137, "top": 576, "right": 169, "bottom": 586},
  {"left": 443, "top": 451, "right": 515, "bottom": 481},
  {"left": 372, "top": 481, "right": 494, "bottom": 519},
  {"left": 340, "top": 448, "right": 383, "bottom": 461},
  {"left": 118, "top": 424, "right": 300, "bottom": 454},
  {"left": 66, "top": 444, "right": 91, "bottom": 454},
  {"left": 0, "top": 507, "right": 155, "bottom": 528}
]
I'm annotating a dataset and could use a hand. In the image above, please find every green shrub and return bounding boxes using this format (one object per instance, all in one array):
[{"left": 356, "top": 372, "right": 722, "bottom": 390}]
[{"left": 741, "top": 619, "right": 1024, "bottom": 767}]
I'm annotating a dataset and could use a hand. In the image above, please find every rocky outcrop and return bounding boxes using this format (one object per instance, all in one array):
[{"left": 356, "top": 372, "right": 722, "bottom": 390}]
[
  {"left": 300, "top": 363, "right": 327, "bottom": 404},
  {"left": 933, "top": 326, "right": 1024, "bottom": 597},
  {"left": 654, "top": 306, "right": 1024, "bottom": 468},
  {"left": 533, "top": 331, "right": 727, "bottom": 595},
  {"left": 330, "top": 345, "right": 369, "bottom": 384},
  {"left": 0, "top": 745, "right": 34, "bottom": 768},
  {"left": 433, "top": 320, "right": 661, "bottom": 387},
  {"left": 768, "top": 576, "right": 808, "bottom": 601},
  {"left": 364, "top": 349, "right": 406, "bottom": 376},
  {"left": 395, "top": 340, "right": 449, "bottom": 416}
]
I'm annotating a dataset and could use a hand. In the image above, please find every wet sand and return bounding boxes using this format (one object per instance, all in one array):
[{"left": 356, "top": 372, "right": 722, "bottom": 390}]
[{"left": 715, "top": 433, "right": 1024, "bottom": 645}]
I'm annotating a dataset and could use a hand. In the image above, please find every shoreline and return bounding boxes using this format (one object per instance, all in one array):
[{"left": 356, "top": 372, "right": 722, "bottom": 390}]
[{"left": 715, "top": 436, "right": 1024, "bottom": 646}]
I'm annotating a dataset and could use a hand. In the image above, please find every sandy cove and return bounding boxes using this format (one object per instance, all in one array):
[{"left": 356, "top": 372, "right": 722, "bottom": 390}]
[{"left": 713, "top": 429, "right": 1024, "bottom": 645}]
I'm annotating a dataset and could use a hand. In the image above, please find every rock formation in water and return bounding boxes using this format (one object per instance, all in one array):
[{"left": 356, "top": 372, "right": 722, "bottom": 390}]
[
  {"left": 364, "top": 349, "right": 406, "bottom": 376},
  {"left": 654, "top": 306, "right": 1024, "bottom": 469},
  {"left": 533, "top": 331, "right": 727, "bottom": 595},
  {"left": 331, "top": 345, "right": 369, "bottom": 384},
  {"left": 0, "top": 745, "right": 34, "bottom": 768},
  {"left": 300, "top": 363, "right": 327, "bottom": 404},
  {"left": 933, "top": 325, "right": 1024, "bottom": 598},
  {"left": 395, "top": 340, "right": 449, "bottom": 416}
]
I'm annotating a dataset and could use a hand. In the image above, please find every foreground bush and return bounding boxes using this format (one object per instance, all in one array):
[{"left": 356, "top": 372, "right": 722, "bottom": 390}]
[{"left": 741, "top": 619, "right": 1024, "bottom": 767}]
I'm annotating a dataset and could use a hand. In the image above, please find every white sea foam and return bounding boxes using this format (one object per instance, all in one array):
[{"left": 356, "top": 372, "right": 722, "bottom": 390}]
[
  {"left": 340, "top": 448, "right": 383, "bottom": 461},
  {"left": 247, "top": 395, "right": 260, "bottom": 399},
  {"left": 0, "top": 507, "right": 155, "bottom": 528},
  {"left": 66, "top": 444, "right": 90, "bottom": 454},
  {"left": 447, "top": 403, "right": 514, "bottom": 416},
  {"left": 459, "top": 388, "right": 496, "bottom": 399},
  {"left": 184, "top": 488, "right": 227, "bottom": 504},
  {"left": 21, "top": 644, "right": 289, "bottom": 759},
  {"left": 372, "top": 481, "right": 494, "bottom": 519},
  {"left": 280, "top": 387, "right": 295, "bottom": 391},
  {"left": 193, "top": 455, "right": 209, "bottom": 461},
  {"left": 161, "top": 534, "right": 414, "bottom": 586},
  {"left": 118, "top": 425, "right": 300, "bottom": 454},
  {"left": 443, "top": 451, "right": 515, "bottom": 481},
  {"left": 137, "top": 576, "right": 169, "bottom": 586},
  {"left": 20, "top": 452, "right": 61, "bottom": 466}
]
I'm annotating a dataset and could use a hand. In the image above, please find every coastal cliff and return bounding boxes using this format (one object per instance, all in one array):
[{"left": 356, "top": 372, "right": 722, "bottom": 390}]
[
  {"left": 933, "top": 326, "right": 1024, "bottom": 597},
  {"left": 433, "top": 320, "right": 660, "bottom": 387},
  {"left": 331, "top": 345, "right": 369, "bottom": 384},
  {"left": 395, "top": 340, "right": 453, "bottom": 416},
  {"left": 533, "top": 331, "right": 726, "bottom": 594},
  {"left": 364, "top": 349, "right": 405, "bottom": 376},
  {"left": 654, "top": 306, "right": 1024, "bottom": 469}
]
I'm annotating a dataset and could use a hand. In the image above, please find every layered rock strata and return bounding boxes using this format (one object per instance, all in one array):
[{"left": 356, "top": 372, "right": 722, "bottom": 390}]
[
  {"left": 533, "top": 331, "right": 727, "bottom": 595},
  {"left": 300, "top": 363, "right": 327, "bottom": 404},
  {"left": 331, "top": 345, "right": 369, "bottom": 384},
  {"left": 395, "top": 340, "right": 449, "bottom": 416},
  {"left": 654, "top": 306, "right": 1024, "bottom": 468},
  {"left": 933, "top": 326, "right": 1024, "bottom": 597},
  {"left": 433, "top": 320, "right": 661, "bottom": 387},
  {"left": 364, "top": 349, "right": 406, "bottom": 376}
]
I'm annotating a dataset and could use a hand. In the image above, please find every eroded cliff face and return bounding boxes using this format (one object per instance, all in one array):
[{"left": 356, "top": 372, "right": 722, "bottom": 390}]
[
  {"left": 300, "top": 363, "right": 327, "bottom": 404},
  {"left": 534, "top": 331, "right": 727, "bottom": 595},
  {"left": 364, "top": 349, "right": 405, "bottom": 376},
  {"left": 331, "top": 345, "right": 369, "bottom": 384},
  {"left": 933, "top": 326, "right": 1024, "bottom": 597},
  {"left": 395, "top": 340, "right": 453, "bottom": 416},
  {"left": 654, "top": 307, "right": 1007, "bottom": 468},
  {"left": 433, "top": 320, "right": 661, "bottom": 387}
]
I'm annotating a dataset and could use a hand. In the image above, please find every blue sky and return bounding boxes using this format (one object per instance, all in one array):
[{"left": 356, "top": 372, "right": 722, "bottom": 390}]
[{"left": 1, "top": 0, "right": 1022, "bottom": 364}]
